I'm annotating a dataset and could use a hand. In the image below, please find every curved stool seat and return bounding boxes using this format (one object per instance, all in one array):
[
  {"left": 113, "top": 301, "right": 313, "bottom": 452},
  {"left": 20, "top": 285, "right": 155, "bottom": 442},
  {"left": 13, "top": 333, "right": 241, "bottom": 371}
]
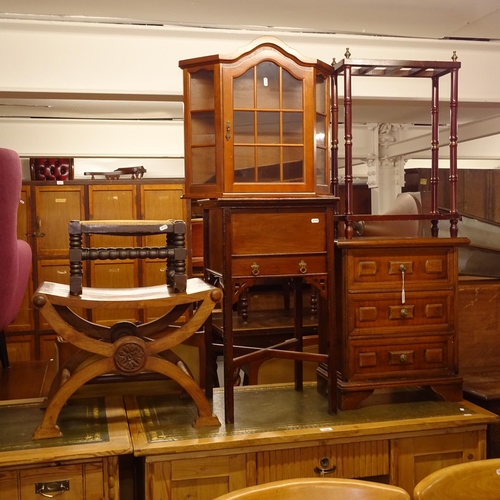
[{"left": 32, "top": 278, "right": 222, "bottom": 439}]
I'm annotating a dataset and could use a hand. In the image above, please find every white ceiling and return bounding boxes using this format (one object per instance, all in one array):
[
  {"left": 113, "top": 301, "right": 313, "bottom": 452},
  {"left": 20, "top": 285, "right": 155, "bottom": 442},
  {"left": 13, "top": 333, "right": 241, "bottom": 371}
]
[
  {"left": 1, "top": 0, "right": 500, "bottom": 123},
  {"left": 2, "top": 0, "right": 500, "bottom": 40}
]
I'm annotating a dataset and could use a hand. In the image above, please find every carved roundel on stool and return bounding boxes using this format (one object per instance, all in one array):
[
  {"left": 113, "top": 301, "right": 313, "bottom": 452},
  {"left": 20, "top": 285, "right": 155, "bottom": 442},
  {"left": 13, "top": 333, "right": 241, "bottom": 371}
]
[{"left": 112, "top": 336, "right": 148, "bottom": 375}]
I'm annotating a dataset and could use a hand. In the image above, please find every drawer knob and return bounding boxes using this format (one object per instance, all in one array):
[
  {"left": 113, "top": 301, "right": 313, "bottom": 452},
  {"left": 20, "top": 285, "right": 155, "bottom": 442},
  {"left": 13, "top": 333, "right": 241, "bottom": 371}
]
[
  {"left": 314, "top": 457, "right": 337, "bottom": 475},
  {"left": 400, "top": 308, "right": 408, "bottom": 318},
  {"left": 400, "top": 354, "right": 408, "bottom": 363},
  {"left": 35, "top": 480, "right": 70, "bottom": 497},
  {"left": 251, "top": 262, "right": 260, "bottom": 276},
  {"left": 298, "top": 259, "right": 307, "bottom": 274}
]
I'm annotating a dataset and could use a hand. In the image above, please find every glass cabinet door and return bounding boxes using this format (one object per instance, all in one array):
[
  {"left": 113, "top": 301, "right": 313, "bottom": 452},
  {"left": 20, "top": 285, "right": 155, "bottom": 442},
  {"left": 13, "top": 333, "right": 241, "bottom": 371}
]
[
  {"left": 232, "top": 61, "right": 304, "bottom": 186},
  {"left": 189, "top": 69, "right": 217, "bottom": 188},
  {"left": 315, "top": 74, "right": 329, "bottom": 188}
]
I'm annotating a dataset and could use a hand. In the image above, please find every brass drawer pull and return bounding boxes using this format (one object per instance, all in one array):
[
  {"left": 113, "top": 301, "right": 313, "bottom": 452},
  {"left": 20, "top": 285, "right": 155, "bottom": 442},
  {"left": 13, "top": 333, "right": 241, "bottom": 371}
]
[
  {"left": 400, "top": 354, "right": 408, "bottom": 363},
  {"left": 251, "top": 262, "right": 260, "bottom": 276},
  {"left": 299, "top": 259, "right": 307, "bottom": 274},
  {"left": 35, "top": 480, "right": 70, "bottom": 497},
  {"left": 314, "top": 457, "right": 337, "bottom": 475},
  {"left": 400, "top": 308, "right": 408, "bottom": 318}
]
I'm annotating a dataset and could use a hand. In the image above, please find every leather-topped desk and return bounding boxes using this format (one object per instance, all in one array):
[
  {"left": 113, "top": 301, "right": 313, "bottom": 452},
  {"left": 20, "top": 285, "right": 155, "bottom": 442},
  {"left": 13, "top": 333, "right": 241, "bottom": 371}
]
[{"left": 124, "top": 383, "right": 498, "bottom": 500}]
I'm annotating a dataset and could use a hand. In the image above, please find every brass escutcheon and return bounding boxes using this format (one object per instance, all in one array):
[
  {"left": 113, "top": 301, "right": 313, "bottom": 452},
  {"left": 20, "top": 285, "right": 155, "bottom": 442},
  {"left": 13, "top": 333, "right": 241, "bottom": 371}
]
[{"left": 298, "top": 259, "right": 307, "bottom": 274}]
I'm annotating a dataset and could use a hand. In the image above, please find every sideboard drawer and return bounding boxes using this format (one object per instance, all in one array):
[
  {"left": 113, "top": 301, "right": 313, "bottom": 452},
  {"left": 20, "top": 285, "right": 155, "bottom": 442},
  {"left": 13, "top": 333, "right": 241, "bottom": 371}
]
[
  {"left": 256, "top": 439, "right": 389, "bottom": 482},
  {"left": 0, "top": 460, "right": 107, "bottom": 500}
]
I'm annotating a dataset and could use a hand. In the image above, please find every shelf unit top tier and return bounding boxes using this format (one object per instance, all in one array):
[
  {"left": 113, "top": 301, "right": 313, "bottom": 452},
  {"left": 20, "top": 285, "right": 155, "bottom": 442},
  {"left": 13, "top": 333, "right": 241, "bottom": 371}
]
[
  {"left": 332, "top": 57, "right": 461, "bottom": 78},
  {"left": 332, "top": 54, "right": 461, "bottom": 239}
]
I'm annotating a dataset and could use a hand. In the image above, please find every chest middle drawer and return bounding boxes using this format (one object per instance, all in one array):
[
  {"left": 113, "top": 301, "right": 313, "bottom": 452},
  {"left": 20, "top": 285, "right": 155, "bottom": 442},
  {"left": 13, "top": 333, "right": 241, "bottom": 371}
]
[{"left": 346, "top": 290, "right": 454, "bottom": 335}]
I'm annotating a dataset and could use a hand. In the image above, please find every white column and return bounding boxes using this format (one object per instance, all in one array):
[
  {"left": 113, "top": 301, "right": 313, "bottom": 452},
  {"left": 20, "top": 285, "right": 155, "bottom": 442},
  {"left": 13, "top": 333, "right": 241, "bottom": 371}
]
[{"left": 370, "top": 123, "right": 406, "bottom": 214}]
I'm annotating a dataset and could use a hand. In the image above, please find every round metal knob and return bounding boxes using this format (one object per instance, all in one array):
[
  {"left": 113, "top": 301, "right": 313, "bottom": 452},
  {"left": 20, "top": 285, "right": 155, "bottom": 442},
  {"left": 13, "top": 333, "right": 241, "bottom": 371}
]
[
  {"left": 400, "top": 308, "right": 408, "bottom": 318},
  {"left": 400, "top": 354, "right": 407, "bottom": 363},
  {"left": 313, "top": 457, "right": 337, "bottom": 475}
]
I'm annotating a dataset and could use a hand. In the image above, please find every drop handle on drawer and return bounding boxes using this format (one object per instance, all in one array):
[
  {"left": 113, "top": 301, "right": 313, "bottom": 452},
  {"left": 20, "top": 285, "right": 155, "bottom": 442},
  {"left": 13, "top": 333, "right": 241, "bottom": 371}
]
[
  {"left": 314, "top": 457, "right": 337, "bottom": 475},
  {"left": 35, "top": 480, "right": 70, "bottom": 497},
  {"left": 298, "top": 259, "right": 307, "bottom": 274},
  {"left": 251, "top": 262, "right": 260, "bottom": 276},
  {"left": 400, "top": 263, "right": 406, "bottom": 304}
]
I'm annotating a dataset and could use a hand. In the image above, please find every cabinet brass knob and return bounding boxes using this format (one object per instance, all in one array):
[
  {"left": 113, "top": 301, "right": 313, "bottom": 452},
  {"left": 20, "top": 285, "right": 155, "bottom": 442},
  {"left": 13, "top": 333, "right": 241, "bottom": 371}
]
[
  {"left": 400, "top": 354, "right": 407, "bottom": 363},
  {"left": 299, "top": 259, "right": 307, "bottom": 274},
  {"left": 251, "top": 262, "right": 259, "bottom": 276},
  {"left": 313, "top": 457, "right": 337, "bottom": 475},
  {"left": 400, "top": 308, "right": 408, "bottom": 318}
]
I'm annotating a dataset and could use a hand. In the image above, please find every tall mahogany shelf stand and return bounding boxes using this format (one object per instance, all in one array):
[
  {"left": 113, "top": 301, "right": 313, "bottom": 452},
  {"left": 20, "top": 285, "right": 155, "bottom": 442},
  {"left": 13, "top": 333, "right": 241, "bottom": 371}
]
[
  {"left": 332, "top": 52, "right": 461, "bottom": 238},
  {"left": 328, "top": 52, "right": 470, "bottom": 410}
]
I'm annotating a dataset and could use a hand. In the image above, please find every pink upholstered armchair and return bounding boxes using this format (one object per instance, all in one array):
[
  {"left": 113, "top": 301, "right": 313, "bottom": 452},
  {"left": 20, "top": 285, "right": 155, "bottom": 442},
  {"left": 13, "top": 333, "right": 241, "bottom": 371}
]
[{"left": 0, "top": 148, "right": 32, "bottom": 368}]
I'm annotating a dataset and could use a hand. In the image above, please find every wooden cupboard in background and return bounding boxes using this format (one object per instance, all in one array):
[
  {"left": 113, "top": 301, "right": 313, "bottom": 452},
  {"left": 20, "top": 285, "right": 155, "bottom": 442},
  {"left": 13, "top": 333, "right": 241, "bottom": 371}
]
[{"left": 6, "top": 179, "right": 186, "bottom": 363}]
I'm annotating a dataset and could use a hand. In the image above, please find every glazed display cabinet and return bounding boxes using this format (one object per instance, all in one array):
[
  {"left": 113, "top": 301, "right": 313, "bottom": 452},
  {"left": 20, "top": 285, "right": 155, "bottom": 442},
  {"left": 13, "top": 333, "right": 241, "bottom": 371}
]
[{"left": 179, "top": 36, "right": 334, "bottom": 199}]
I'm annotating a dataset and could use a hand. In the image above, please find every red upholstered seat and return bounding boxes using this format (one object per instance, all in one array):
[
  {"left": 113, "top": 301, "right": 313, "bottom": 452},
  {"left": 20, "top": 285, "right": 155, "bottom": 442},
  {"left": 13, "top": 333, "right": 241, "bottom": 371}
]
[{"left": 0, "top": 148, "right": 32, "bottom": 368}]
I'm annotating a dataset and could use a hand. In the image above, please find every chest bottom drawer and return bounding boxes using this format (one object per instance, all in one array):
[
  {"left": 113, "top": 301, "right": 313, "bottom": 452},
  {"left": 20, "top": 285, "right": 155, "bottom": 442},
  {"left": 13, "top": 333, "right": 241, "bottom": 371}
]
[{"left": 345, "top": 335, "right": 455, "bottom": 380}]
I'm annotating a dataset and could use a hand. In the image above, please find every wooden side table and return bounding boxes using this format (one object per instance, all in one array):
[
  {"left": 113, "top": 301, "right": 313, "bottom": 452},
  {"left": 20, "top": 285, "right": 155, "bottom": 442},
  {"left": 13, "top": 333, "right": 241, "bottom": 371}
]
[{"left": 200, "top": 197, "right": 337, "bottom": 423}]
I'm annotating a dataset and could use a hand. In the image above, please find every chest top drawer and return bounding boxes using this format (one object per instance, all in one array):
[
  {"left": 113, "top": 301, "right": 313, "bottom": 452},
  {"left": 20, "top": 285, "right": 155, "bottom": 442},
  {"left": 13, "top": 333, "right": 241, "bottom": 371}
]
[{"left": 342, "top": 246, "right": 456, "bottom": 290}]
